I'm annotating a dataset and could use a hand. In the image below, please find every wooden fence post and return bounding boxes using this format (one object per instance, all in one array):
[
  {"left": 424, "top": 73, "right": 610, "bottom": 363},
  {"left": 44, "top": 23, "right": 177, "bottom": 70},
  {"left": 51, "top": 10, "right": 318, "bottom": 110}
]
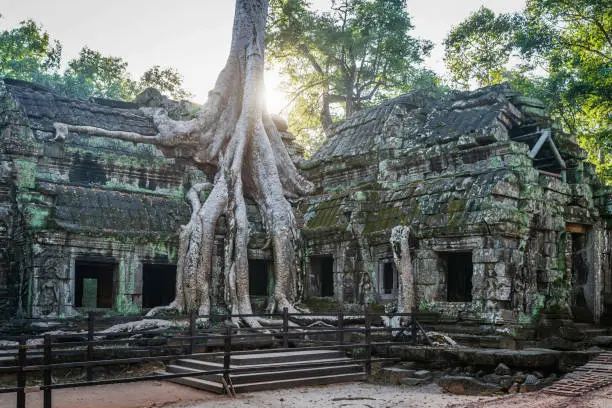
[
  {"left": 43, "top": 335, "right": 52, "bottom": 408},
  {"left": 282, "top": 307, "right": 289, "bottom": 349},
  {"left": 87, "top": 312, "right": 94, "bottom": 381},
  {"left": 16, "top": 335, "right": 26, "bottom": 408},
  {"left": 337, "top": 309, "right": 344, "bottom": 345},
  {"left": 223, "top": 325, "right": 232, "bottom": 384},
  {"left": 411, "top": 308, "right": 418, "bottom": 345},
  {"left": 189, "top": 310, "right": 197, "bottom": 354},
  {"left": 364, "top": 313, "right": 372, "bottom": 377}
]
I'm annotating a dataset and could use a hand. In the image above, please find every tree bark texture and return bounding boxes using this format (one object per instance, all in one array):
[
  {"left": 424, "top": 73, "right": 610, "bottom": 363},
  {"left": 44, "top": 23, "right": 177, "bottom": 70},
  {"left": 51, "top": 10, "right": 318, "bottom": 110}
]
[
  {"left": 390, "top": 226, "right": 414, "bottom": 313},
  {"left": 54, "top": 0, "right": 313, "bottom": 326}
]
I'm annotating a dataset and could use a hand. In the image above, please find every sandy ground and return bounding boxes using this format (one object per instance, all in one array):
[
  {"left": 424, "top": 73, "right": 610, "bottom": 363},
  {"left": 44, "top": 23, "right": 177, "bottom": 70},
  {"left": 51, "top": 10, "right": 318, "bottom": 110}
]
[
  {"left": 178, "top": 382, "right": 494, "bottom": 408},
  {"left": 0, "top": 380, "right": 611, "bottom": 408}
]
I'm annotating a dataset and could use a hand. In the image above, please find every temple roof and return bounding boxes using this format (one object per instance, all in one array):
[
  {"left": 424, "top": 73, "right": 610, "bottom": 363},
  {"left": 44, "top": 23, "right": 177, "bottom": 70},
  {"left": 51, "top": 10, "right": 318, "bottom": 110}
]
[
  {"left": 311, "top": 83, "right": 525, "bottom": 162},
  {"left": 3, "top": 78, "right": 156, "bottom": 136}
]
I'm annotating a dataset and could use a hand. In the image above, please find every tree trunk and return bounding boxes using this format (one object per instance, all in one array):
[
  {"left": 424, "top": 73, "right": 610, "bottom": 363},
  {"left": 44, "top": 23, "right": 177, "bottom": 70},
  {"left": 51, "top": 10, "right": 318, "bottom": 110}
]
[
  {"left": 390, "top": 226, "right": 414, "bottom": 313},
  {"left": 54, "top": 0, "right": 313, "bottom": 326}
]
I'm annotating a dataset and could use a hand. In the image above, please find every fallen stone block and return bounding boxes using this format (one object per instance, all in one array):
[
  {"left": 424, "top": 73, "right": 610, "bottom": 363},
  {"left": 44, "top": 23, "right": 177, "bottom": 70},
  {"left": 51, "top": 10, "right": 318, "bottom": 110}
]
[
  {"left": 439, "top": 376, "right": 504, "bottom": 395},
  {"left": 376, "top": 367, "right": 416, "bottom": 384},
  {"left": 413, "top": 370, "right": 432, "bottom": 379},
  {"left": 519, "top": 374, "right": 541, "bottom": 393},
  {"left": 494, "top": 363, "right": 511, "bottom": 376},
  {"left": 400, "top": 377, "right": 430, "bottom": 386}
]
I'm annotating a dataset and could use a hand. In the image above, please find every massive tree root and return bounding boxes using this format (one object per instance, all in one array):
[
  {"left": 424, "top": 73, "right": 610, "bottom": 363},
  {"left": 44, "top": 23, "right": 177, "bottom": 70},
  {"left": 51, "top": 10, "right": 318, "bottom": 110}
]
[
  {"left": 387, "top": 226, "right": 414, "bottom": 332},
  {"left": 54, "top": 0, "right": 313, "bottom": 327}
]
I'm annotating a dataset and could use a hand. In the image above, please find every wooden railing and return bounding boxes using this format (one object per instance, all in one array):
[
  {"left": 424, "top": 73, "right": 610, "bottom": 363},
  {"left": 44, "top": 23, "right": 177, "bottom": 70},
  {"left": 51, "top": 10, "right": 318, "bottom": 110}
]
[{"left": 0, "top": 310, "right": 432, "bottom": 408}]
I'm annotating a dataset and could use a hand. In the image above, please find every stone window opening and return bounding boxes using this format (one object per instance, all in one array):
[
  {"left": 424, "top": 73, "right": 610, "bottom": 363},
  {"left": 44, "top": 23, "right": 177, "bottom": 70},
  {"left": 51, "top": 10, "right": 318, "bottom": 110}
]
[
  {"left": 310, "top": 256, "right": 334, "bottom": 297},
  {"left": 74, "top": 260, "right": 117, "bottom": 309},
  {"left": 517, "top": 128, "right": 567, "bottom": 181},
  {"left": 442, "top": 252, "right": 473, "bottom": 302},
  {"left": 248, "top": 259, "right": 270, "bottom": 297},
  {"left": 377, "top": 259, "right": 397, "bottom": 299},
  {"left": 142, "top": 264, "right": 177, "bottom": 309}
]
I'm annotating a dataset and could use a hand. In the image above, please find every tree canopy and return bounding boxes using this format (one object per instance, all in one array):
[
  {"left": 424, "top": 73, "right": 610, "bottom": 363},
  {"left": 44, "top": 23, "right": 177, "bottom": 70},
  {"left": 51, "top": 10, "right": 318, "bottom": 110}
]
[
  {"left": 267, "top": 0, "right": 435, "bottom": 156},
  {"left": 0, "top": 18, "right": 190, "bottom": 101},
  {"left": 443, "top": 0, "right": 611, "bottom": 182}
]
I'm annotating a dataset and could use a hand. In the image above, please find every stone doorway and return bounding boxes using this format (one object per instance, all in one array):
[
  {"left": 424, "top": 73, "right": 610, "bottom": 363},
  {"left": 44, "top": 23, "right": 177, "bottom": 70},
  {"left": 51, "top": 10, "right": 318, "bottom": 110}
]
[
  {"left": 377, "top": 259, "right": 397, "bottom": 299},
  {"left": 74, "top": 260, "right": 116, "bottom": 308},
  {"left": 443, "top": 252, "right": 473, "bottom": 302},
  {"left": 142, "top": 264, "right": 177, "bottom": 308},
  {"left": 310, "top": 256, "right": 334, "bottom": 297},
  {"left": 569, "top": 228, "right": 594, "bottom": 322},
  {"left": 248, "top": 259, "right": 270, "bottom": 297}
]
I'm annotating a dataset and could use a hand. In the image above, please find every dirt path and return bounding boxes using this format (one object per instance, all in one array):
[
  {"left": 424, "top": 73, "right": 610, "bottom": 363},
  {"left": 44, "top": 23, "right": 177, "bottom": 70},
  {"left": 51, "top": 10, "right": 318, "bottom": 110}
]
[
  {"left": 0, "top": 381, "right": 610, "bottom": 408},
  {"left": 0, "top": 381, "right": 223, "bottom": 408},
  {"left": 178, "top": 383, "right": 495, "bottom": 408}
]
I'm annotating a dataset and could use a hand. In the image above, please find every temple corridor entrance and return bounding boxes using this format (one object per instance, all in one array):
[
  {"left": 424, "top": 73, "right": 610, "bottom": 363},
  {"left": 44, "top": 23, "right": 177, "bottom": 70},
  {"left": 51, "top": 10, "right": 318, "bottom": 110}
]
[{"left": 74, "top": 260, "right": 116, "bottom": 308}]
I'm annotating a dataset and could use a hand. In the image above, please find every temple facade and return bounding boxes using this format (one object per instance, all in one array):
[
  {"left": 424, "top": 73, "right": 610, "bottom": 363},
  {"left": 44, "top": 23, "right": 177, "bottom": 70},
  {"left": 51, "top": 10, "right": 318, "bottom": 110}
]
[{"left": 0, "top": 78, "right": 610, "bottom": 324}]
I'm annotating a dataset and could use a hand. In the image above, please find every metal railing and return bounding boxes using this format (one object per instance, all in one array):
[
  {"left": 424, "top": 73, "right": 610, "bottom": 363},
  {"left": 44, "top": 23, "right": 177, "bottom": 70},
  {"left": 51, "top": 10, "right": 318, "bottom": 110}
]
[{"left": 0, "top": 310, "right": 432, "bottom": 408}]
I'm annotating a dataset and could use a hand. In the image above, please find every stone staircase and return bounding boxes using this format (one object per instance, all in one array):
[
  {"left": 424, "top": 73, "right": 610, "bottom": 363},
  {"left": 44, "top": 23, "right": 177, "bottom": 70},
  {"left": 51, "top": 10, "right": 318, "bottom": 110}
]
[{"left": 162, "top": 349, "right": 365, "bottom": 394}]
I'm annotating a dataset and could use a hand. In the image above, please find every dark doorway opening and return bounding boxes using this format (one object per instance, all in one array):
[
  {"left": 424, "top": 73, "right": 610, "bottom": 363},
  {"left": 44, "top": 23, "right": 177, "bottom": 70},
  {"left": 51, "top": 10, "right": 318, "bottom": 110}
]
[
  {"left": 383, "top": 262, "right": 395, "bottom": 294},
  {"left": 444, "top": 252, "right": 473, "bottom": 302},
  {"left": 377, "top": 260, "right": 397, "bottom": 298},
  {"left": 142, "top": 264, "right": 177, "bottom": 308},
  {"left": 311, "top": 256, "right": 334, "bottom": 297},
  {"left": 571, "top": 231, "right": 593, "bottom": 322},
  {"left": 248, "top": 259, "right": 269, "bottom": 296},
  {"left": 74, "top": 260, "right": 116, "bottom": 308}
]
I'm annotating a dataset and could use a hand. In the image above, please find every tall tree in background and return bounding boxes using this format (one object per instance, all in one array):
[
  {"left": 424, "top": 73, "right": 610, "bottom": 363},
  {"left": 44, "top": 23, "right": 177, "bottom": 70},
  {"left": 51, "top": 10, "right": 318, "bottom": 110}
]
[
  {"left": 0, "top": 18, "right": 190, "bottom": 101},
  {"left": 443, "top": 0, "right": 611, "bottom": 181},
  {"left": 267, "top": 0, "right": 433, "bottom": 155},
  {"left": 62, "top": 47, "right": 136, "bottom": 100},
  {"left": 54, "top": 0, "right": 313, "bottom": 326},
  {"left": 443, "top": 7, "right": 520, "bottom": 88},
  {"left": 0, "top": 18, "right": 62, "bottom": 82}
]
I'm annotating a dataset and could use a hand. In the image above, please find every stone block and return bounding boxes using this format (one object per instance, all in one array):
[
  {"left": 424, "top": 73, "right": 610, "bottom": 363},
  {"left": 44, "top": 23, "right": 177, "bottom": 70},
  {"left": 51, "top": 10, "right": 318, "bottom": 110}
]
[
  {"left": 439, "top": 376, "right": 503, "bottom": 395},
  {"left": 413, "top": 370, "right": 432, "bottom": 380},
  {"left": 415, "top": 259, "right": 439, "bottom": 285},
  {"left": 472, "top": 249, "right": 499, "bottom": 263},
  {"left": 494, "top": 363, "right": 511, "bottom": 376},
  {"left": 400, "top": 377, "right": 429, "bottom": 386},
  {"left": 377, "top": 367, "right": 416, "bottom": 385},
  {"left": 519, "top": 374, "right": 541, "bottom": 393},
  {"left": 493, "top": 263, "right": 506, "bottom": 277}
]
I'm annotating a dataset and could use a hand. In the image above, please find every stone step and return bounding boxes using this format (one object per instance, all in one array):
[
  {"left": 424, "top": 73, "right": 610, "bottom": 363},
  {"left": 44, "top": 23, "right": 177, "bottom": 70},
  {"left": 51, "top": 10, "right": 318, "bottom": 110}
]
[
  {"left": 167, "top": 361, "right": 362, "bottom": 385},
  {"left": 198, "top": 349, "right": 346, "bottom": 365},
  {"left": 232, "top": 372, "right": 365, "bottom": 393},
  {"left": 165, "top": 370, "right": 364, "bottom": 394},
  {"left": 160, "top": 372, "right": 225, "bottom": 394},
  {"left": 176, "top": 356, "right": 355, "bottom": 372},
  {"left": 450, "top": 333, "right": 503, "bottom": 348}
]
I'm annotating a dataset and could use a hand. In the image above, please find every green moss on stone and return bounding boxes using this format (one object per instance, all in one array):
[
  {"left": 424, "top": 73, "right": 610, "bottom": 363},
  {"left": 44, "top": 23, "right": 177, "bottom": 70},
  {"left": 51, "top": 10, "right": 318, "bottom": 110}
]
[{"left": 14, "top": 159, "right": 37, "bottom": 189}]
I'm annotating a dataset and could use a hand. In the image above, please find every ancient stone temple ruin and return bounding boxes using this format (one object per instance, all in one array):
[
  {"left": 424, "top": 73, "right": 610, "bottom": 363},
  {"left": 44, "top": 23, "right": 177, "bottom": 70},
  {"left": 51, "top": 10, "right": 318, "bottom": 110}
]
[{"left": 1, "top": 78, "right": 610, "bottom": 324}]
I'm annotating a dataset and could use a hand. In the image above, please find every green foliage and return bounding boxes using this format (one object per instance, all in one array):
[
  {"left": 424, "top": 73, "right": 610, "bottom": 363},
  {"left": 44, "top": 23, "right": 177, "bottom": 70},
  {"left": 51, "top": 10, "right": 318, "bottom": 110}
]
[
  {"left": 0, "top": 18, "right": 61, "bottom": 81},
  {"left": 443, "top": 1, "right": 612, "bottom": 183},
  {"left": 443, "top": 7, "right": 520, "bottom": 88},
  {"left": 0, "top": 17, "right": 190, "bottom": 101},
  {"left": 63, "top": 47, "right": 137, "bottom": 100},
  {"left": 268, "top": 0, "right": 434, "bottom": 154},
  {"left": 140, "top": 65, "right": 192, "bottom": 100}
]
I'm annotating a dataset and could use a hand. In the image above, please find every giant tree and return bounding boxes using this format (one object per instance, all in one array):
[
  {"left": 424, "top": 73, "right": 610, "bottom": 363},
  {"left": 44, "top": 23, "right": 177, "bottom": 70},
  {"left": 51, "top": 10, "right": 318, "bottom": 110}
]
[{"left": 53, "top": 0, "right": 314, "bottom": 327}]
